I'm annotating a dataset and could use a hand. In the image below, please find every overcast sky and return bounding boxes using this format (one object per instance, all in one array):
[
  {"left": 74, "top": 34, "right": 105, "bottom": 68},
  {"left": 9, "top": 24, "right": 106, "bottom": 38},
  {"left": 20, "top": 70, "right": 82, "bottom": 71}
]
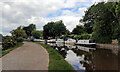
[{"left": 0, "top": 0, "right": 107, "bottom": 36}]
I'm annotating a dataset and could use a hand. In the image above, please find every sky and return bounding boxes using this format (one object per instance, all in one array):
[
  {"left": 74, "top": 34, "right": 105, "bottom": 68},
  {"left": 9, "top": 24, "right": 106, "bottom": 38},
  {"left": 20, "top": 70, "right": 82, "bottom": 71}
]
[{"left": 0, "top": 0, "right": 108, "bottom": 36}]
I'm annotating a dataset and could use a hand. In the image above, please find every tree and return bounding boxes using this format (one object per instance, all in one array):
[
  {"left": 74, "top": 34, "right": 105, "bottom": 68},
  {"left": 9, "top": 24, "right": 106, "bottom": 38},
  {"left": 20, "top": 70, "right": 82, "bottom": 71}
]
[
  {"left": 23, "top": 24, "right": 36, "bottom": 37},
  {"left": 90, "top": 2, "right": 114, "bottom": 43},
  {"left": 80, "top": 5, "right": 95, "bottom": 34},
  {"left": 81, "top": 2, "right": 120, "bottom": 44},
  {"left": 105, "top": 2, "right": 120, "bottom": 43},
  {"left": 43, "top": 20, "right": 67, "bottom": 39},
  {"left": 10, "top": 26, "right": 27, "bottom": 38},
  {"left": 0, "top": 34, "right": 3, "bottom": 42},
  {"left": 31, "top": 30, "right": 43, "bottom": 39},
  {"left": 54, "top": 20, "right": 67, "bottom": 36},
  {"left": 72, "top": 25, "right": 85, "bottom": 35}
]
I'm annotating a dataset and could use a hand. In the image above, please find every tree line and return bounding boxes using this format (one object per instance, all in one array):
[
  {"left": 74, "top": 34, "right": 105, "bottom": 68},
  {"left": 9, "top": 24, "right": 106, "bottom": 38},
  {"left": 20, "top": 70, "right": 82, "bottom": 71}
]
[{"left": 80, "top": 2, "right": 120, "bottom": 44}]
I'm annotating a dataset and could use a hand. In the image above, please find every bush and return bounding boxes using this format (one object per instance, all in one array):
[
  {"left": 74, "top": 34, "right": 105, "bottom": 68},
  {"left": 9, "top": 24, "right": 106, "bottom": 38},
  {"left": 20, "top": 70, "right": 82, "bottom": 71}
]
[
  {"left": 16, "top": 37, "right": 23, "bottom": 42},
  {"left": 2, "top": 36, "right": 17, "bottom": 50},
  {"left": 80, "top": 33, "right": 91, "bottom": 39},
  {"left": 73, "top": 33, "right": 91, "bottom": 40},
  {"left": 73, "top": 35, "right": 81, "bottom": 39},
  {"left": 118, "top": 38, "right": 120, "bottom": 44}
]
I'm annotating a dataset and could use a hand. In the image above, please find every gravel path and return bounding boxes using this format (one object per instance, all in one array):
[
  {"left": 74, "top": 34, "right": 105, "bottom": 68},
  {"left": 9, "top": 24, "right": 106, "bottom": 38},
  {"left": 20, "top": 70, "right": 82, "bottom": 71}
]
[{"left": 2, "top": 42, "right": 49, "bottom": 70}]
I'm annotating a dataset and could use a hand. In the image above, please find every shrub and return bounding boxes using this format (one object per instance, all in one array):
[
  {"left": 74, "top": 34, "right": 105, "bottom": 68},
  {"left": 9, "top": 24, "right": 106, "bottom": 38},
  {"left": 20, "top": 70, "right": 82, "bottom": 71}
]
[
  {"left": 118, "top": 38, "right": 120, "bottom": 44},
  {"left": 80, "top": 33, "right": 91, "bottom": 39},
  {"left": 2, "top": 36, "right": 17, "bottom": 50},
  {"left": 73, "top": 33, "right": 91, "bottom": 40},
  {"left": 16, "top": 37, "right": 23, "bottom": 42},
  {"left": 73, "top": 35, "right": 81, "bottom": 40}
]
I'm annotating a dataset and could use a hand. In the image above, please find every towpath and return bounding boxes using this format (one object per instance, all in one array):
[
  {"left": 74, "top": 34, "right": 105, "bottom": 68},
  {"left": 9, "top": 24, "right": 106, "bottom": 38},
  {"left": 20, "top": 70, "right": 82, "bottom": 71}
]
[{"left": 2, "top": 42, "right": 49, "bottom": 70}]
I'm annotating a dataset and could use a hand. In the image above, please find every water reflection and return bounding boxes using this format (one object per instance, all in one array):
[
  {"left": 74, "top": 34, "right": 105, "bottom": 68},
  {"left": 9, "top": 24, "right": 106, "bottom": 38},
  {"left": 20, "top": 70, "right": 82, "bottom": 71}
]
[
  {"left": 47, "top": 43, "right": 120, "bottom": 71},
  {"left": 65, "top": 50, "right": 85, "bottom": 70}
]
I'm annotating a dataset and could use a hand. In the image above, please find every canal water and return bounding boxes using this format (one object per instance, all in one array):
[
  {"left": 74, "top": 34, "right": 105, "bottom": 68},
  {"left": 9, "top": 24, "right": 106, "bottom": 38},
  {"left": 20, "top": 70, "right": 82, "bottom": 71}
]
[{"left": 47, "top": 43, "right": 120, "bottom": 71}]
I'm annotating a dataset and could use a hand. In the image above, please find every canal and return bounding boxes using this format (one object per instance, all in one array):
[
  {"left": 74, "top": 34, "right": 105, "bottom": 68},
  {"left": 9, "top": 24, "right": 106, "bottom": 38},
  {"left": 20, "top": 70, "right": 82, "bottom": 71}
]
[{"left": 47, "top": 42, "right": 120, "bottom": 71}]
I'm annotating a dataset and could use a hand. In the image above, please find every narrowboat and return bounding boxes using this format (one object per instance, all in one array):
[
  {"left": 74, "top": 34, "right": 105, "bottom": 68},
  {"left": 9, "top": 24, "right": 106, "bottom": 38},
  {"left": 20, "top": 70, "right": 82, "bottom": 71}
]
[{"left": 75, "top": 39, "right": 96, "bottom": 47}]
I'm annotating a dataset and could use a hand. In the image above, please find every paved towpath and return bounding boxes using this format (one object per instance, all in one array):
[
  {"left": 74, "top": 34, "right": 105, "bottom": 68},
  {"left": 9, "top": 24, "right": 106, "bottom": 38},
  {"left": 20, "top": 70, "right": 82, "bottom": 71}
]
[{"left": 2, "top": 42, "right": 49, "bottom": 70}]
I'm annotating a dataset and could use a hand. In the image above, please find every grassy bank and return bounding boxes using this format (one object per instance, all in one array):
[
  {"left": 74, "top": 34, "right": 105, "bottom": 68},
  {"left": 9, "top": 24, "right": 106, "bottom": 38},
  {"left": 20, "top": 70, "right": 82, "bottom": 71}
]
[
  {"left": 35, "top": 42, "right": 75, "bottom": 71},
  {"left": 2, "top": 42, "right": 24, "bottom": 57}
]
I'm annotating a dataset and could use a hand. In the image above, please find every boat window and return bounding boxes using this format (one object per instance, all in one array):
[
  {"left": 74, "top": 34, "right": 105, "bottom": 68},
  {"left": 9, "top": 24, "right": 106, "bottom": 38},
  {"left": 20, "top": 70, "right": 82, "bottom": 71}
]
[{"left": 89, "top": 40, "right": 95, "bottom": 43}]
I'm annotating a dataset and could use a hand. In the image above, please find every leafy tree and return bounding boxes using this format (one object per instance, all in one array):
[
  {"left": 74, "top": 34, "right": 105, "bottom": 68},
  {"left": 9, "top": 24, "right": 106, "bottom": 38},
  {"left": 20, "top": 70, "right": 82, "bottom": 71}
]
[
  {"left": 105, "top": 2, "right": 120, "bottom": 43},
  {"left": 54, "top": 20, "right": 67, "bottom": 36},
  {"left": 91, "top": 2, "right": 114, "bottom": 43},
  {"left": 72, "top": 25, "right": 85, "bottom": 35},
  {"left": 43, "top": 20, "right": 67, "bottom": 39},
  {"left": 23, "top": 24, "right": 36, "bottom": 37},
  {"left": 81, "top": 2, "right": 120, "bottom": 44},
  {"left": 10, "top": 26, "right": 27, "bottom": 38},
  {"left": 80, "top": 5, "right": 95, "bottom": 34},
  {"left": 31, "top": 30, "right": 43, "bottom": 39},
  {"left": 0, "top": 34, "right": 2, "bottom": 37},
  {"left": 0, "top": 34, "right": 3, "bottom": 42}
]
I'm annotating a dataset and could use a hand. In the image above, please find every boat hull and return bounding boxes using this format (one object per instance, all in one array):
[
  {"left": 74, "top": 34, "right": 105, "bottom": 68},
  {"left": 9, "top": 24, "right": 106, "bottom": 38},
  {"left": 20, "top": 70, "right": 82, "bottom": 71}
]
[{"left": 75, "top": 43, "right": 96, "bottom": 48}]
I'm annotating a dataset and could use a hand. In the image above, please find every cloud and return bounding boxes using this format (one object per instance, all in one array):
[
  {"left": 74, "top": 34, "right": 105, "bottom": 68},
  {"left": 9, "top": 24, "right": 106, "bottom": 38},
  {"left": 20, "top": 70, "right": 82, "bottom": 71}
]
[{"left": 0, "top": 0, "right": 106, "bottom": 35}]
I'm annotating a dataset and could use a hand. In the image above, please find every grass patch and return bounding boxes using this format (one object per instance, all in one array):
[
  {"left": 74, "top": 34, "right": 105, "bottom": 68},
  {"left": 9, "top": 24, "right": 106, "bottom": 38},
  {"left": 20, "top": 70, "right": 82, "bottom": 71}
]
[
  {"left": 2, "top": 42, "right": 24, "bottom": 57},
  {"left": 35, "top": 42, "right": 75, "bottom": 71}
]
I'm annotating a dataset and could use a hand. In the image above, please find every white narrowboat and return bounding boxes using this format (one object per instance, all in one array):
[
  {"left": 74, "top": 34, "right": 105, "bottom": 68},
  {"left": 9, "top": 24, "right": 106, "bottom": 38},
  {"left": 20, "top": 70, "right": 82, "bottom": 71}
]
[
  {"left": 65, "top": 38, "right": 76, "bottom": 44},
  {"left": 56, "top": 39, "right": 64, "bottom": 43},
  {"left": 76, "top": 39, "right": 96, "bottom": 47}
]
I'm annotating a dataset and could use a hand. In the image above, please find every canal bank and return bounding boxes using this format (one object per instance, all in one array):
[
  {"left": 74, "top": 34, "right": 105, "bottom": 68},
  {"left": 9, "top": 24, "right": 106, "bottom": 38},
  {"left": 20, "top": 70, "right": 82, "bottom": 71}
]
[{"left": 96, "top": 43, "right": 120, "bottom": 49}]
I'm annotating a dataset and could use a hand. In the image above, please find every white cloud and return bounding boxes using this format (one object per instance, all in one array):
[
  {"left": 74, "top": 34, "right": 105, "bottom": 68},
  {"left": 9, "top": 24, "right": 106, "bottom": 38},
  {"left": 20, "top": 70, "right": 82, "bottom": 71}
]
[{"left": 27, "top": 16, "right": 81, "bottom": 32}]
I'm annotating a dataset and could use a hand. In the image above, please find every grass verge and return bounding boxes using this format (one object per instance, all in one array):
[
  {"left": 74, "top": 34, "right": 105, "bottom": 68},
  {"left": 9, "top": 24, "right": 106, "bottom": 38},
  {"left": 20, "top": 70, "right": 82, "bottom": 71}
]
[
  {"left": 35, "top": 42, "right": 75, "bottom": 71},
  {"left": 2, "top": 42, "right": 24, "bottom": 57}
]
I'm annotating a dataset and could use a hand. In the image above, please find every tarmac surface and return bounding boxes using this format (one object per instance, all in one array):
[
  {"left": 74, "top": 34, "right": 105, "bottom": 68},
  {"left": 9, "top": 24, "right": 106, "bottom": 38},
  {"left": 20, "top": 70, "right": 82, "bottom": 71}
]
[{"left": 2, "top": 42, "right": 49, "bottom": 70}]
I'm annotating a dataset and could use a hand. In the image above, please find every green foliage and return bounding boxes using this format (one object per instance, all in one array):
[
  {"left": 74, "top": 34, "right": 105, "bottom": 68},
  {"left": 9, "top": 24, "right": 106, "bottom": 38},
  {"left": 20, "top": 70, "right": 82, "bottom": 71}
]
[
  {"left": 73, "top": 33, "right": 91, "bottom": 40},
  {"left": 80, "top": 33, "right": 91, "bottom": 39},
  {"left": 118, "top": 38, "right": 120, "bottom": 44},
  {"left": 105, "top": 2, "right": 120, "bottom": 41},
  {"left": 0, "top": 34, "right": 2, "bottom": 42},
  {"left": 61, "top": 34, "right": 75, "bottom": 40},
  {"left": 61, "top": 34, "right": 68, "bottom": 40},
  {"left": 80, "top": 5, "right": 96, "bottom": 34},
  {"left": 68, "top": 34, "right": 74, "bottom": 38},
  {"left": 10, "top": 26, "right": 27, "bottom": 38},
  {"left": 81, "top": 2, "right": 120, "bottom": 43},
  {"left": 16, "top": 37, "right": 24, "bottom": 42},
  {"left": 92, "top": 2, "right": 113, "bottom": 43},
  {"left": 2, "top": 36, "right": 17, "bottom": 50},
  {"left": 43, "top": 20, "right": 67, "bottom": 39},
  {"left": 0, "top": 34, "right": 2, "bottom": 37},
  {"left": 72, "top": 25, "right": 85, "bottom": 35},
  {"left": 35, "top": 42, "right": 75, "bottom": 70},
  {"left": 31, "top": 30, "right": 43, "bottom": 39},
  {"left": 2, "top": 42, "right": 23, "bottom": 57},
  {"left": 23, "top": 24, "right": 36, "bottom": 36},
  {"left": 73, "top": 35, "right": 81, "bottom": 39}
]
